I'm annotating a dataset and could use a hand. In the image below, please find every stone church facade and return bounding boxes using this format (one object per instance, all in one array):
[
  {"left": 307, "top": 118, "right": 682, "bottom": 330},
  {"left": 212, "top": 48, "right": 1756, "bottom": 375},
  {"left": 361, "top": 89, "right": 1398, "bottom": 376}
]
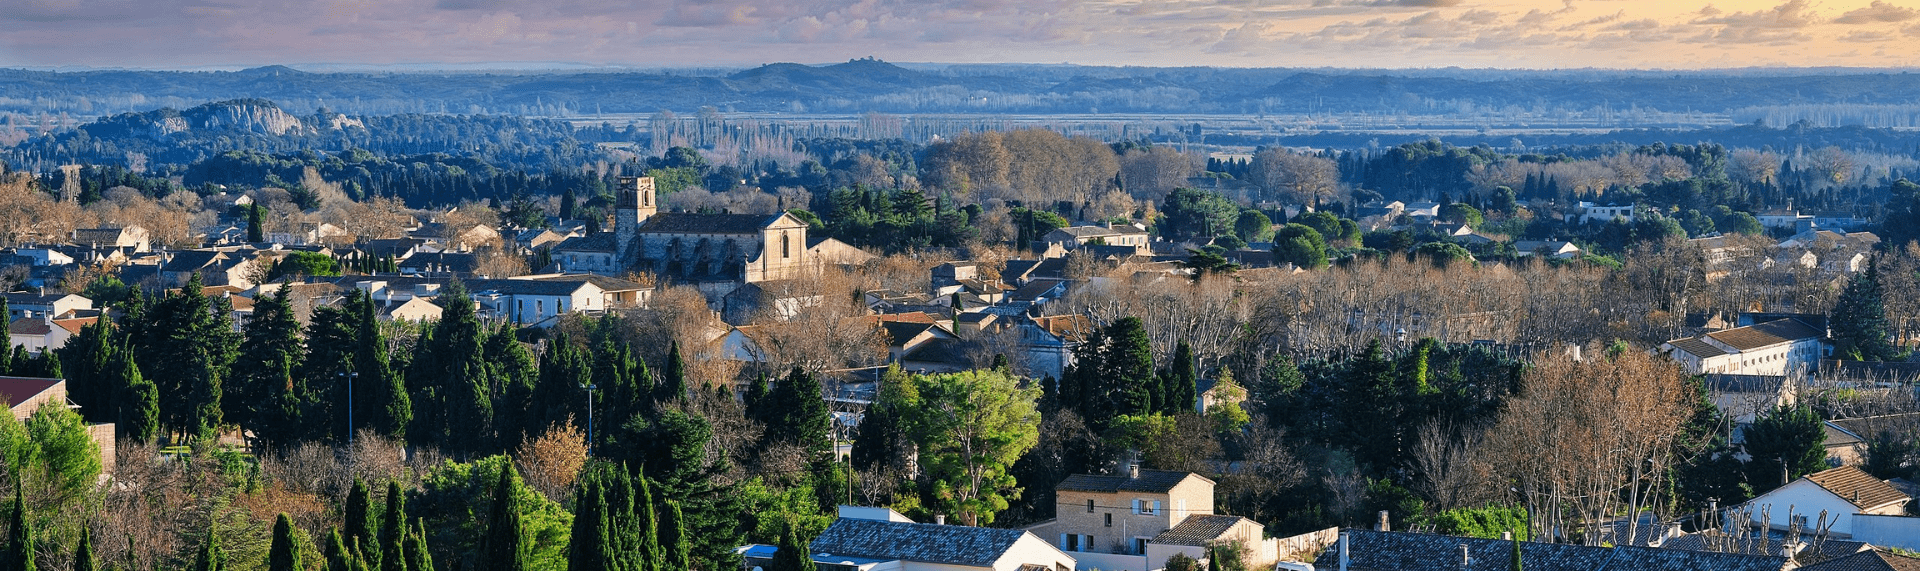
[{"left": 555, "top": 176, "right": 816, "bottom": 284}]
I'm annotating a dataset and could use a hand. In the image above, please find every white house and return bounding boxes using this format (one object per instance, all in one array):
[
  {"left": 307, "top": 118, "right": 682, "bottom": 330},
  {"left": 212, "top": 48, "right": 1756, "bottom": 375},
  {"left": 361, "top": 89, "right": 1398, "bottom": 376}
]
[
  {"left": 1660, "top": 318, "right": 1828, "bottom": 376},
  {"left": 1742, "top": 465, "right": 1909, "bottom": 538},
  {"left": 464, "top": 278, "right": 606, "bottom": 324},
  {"left": 1512, "top": 240, "right": 1582, "bottom": 259},
  {"left": 741, "top": 506, "right": 1076, "bottom": 571},
  {"left": 3, "top": 292, "right": 95, "bottom": 321},
  {"left": 1570, "top": 202, "right": 1636, "bottom": 224}
]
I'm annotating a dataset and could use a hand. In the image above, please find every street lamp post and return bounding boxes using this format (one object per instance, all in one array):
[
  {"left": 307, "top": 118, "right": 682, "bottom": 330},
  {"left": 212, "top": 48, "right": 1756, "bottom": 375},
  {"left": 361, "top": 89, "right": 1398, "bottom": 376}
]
[
  {"left": 338, "top": 371, "right": 359, "bottom": 447},
  {"left": 584, "top": 384, "right": 598, "bottom": 456}
]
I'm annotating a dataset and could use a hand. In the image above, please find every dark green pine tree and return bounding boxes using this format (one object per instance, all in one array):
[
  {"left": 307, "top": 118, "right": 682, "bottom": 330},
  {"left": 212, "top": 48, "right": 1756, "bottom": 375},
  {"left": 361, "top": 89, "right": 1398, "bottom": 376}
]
[
  {"left": 303, "top": 302, "right": 357, "bottom": 444},
  {"left": 487, "top": 323, "right": 539, "bottom": 448},
  {"left": 626, "top": 410, "right": 744, "bottom": 571},
  {"left": 655, "top": 340, "right": 688, "bottom": 403},
  {"left": 658, "top": 499, "right": 690, "bottom": 571},
  {"left": 403, "top": 519, "right": 434, "bottom": 571},
  {"left": 1743, "top": 404, "right": 1829, "bottom": 491},
  {"left": 231, "top": 287, "right": 303, "bottom": 438},
  {"left": 1165, "top": 340, "right": 1197, "bottom": 415},
  {"left": 1831, "top": 259, "right": 1902, "bottom": 362},
  {"left": 345, "top": 479, "right": 377, "bottom": 564},
  {"left": 559, "top": 188, "right": 578, "bottom": 221},
  {"left": 770, "top": 367, "right": 831, "bottom": 456},
  {"left": 56, "top": 318, "right": 116, "bottom": 422},
  {"left": 742, "top": 372, "right": 772, "bottom": 424},
  {"left": 349, "top": 291, "right": 411, "bottom": 439},
  {"left": 1344, "top": 339, "right": 1407, "bottom": 474},
  {"left": 73, "top": 528, "right": 97, "bottom": 571},
  {"left": 408, "top": 282, "right": 495, "bottom": 456},
  {"left": 532, "top": 334, "right": 591, "bottom": 442},
  {"left": 248, "top": 205, "right": 265, "bottom": 243},
  {"left": 1101, "top": 317, "right": 1157, "bottom": 419},
  {"left": 4, "top": 489, "right": 32, "bottom": 571},
  {"left": 479, "top": 465, "right": 529, "bottom": 571},
  {"left": 134, "top": 272, "right": 240, "bottom": 441},
  {"left": 269, "top": 514, "right": 304, "bottom": 571},
  {"left": 190, "top": 526, "right": 225, "bottom": 571},
  {"left": 767, "top": 519, "right": 813, "bottom": 571},
  {"left": 115, "top": 341, "right": 161, "bottom": 444},
  {"left": 380, "top": 481, "right": 407, "bottom": 571}
]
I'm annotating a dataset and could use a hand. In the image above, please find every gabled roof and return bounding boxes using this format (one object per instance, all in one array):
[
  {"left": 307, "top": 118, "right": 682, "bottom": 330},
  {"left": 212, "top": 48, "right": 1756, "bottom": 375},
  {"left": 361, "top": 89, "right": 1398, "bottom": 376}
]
[
  {"left": 1803, "top": 465, "right": 1909, "bottom": 510},
  {"left": 1009, "top": 278, "right": 1067, "bottom": 302},
  {"left": 1056, "top": 470, "right": 1208, "bottom": 494},
  {"left": 517, "top": 274, "right": 648, "bottom": 291},
  {"left": 1661, "top": 531, "right": 1868, "bottom": 562},
  {"left": 1800, "top": 550, "right": 1920, "bottom": 571},
  {"left": 1151, "top": 515, "right": 1248, "bottom": 546},
  {"left": 7, "top": 318, "right": 50, "bottom": 336},
  {"left": 1697, "top": 318, "right": 1823, "bottom": 351},
  {"left": 1827, "top": 413, "right": 1920, "bottom": 446},
  {"left": 1314, "top": 530, "right": 1789, "bottom": 571},
  {"left": 636, "top": 212, "right": 790, "bottom": 234},
  {"left": 1665, "top": 337, "right": 1727, "bottom": 358},
  {"left": 464, "top": 278, "right": 598, "bottom": 297},
  {"left": 808, "top": 517, "right": 1027, "bottom": 567}
]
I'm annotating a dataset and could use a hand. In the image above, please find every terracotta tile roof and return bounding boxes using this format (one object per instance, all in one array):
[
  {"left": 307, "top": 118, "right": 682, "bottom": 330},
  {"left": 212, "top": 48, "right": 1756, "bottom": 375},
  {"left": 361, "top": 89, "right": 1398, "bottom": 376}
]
[
  {"left": 51, "top": 317, "right": 96, "bottom": 335},
  {"left": 6, "top": 318, "right": 50, "bottom": 336},
  {"left": 1151, "top": 515, "right": 1247, "bottom": 546},
  {"left": 1805, "top": 466, "right": 1909, "bottom": 510}
]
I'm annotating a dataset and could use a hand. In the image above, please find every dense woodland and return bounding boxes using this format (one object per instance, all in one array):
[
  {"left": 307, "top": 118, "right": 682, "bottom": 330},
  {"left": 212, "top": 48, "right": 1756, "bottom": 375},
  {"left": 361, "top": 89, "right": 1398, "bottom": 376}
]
[{"left": 0, "top": 88, "right": 1918, "bottom": 571}]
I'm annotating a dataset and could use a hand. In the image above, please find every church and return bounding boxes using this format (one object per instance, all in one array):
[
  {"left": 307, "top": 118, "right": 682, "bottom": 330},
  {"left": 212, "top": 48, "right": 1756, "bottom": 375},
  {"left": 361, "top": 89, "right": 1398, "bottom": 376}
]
[{"left": 552, "top": 176, "right": 868, "bottom": 287}]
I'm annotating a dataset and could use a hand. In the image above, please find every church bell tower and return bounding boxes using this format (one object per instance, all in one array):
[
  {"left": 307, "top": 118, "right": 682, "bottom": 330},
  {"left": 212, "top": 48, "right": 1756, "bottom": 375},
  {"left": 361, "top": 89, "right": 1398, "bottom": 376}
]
[{"left": 615, "top": 176, "right": 656, "bottom": 265}]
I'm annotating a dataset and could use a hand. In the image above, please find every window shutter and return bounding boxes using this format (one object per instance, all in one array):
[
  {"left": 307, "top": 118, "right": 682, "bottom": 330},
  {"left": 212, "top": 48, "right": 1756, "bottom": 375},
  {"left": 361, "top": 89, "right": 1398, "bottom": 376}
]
[
  {"left": 1132, "top": 499, "right": 1141, "bottom": 514},
  {"left": 1153, "top": 500, "right": 1162, "bottom": 514}
]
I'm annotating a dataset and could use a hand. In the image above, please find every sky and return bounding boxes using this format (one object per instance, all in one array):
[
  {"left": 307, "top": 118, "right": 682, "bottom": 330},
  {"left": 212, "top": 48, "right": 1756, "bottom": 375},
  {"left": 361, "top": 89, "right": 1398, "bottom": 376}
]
[{"left": 3, "top": 0, "right": 1919, "bottom": 69}]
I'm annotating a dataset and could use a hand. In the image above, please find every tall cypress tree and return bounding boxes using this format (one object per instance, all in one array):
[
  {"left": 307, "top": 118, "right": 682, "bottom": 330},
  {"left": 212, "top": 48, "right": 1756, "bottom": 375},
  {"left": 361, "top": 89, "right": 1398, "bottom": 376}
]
[
  {"left": 767, "top": 519, "right": 811, "bottom": 571},
  {"left": 656, "top": 340, "right": 688, "bottom": 403},
  {"left": 532, "top": 334, "right": 590, "bottom": 441},
  {"left": 73, "top": 528, "right": 97, "bottom": 571},
  {"left": 632, "top": 470, "right": 661, "bottom": 571},
  {"left": 380, "top": 481, "right": 407, "bottom": 571},
  {"left": 1166, "top": 340, "right": 1197, "bottom": 415},
  {"left": 4, "top": 489, "right": 31, "bottom": 571},
  {"left": 57, "top": 318, "right": 116, "bottom": 422},
  {"left": 564, "top": 479, "right": 611, "bottom": 571},
  {"left": 404, "top": 520, "right": 434, "bottom": 571},
  {"left": 345, "top": 479, "right": 376, "bottom": 563},
  {"left": 325, "top": 529, "right": 353, "bottom": 571},
  {"left": 248, "top": 205, "right": 265, "bottom": 243},
  {"left": 658, "top": 500, "right": 690, "bottom": 571},
  {"left": 0, "top": 295, "right": 10, "bottom": 375},
  {"left": 191, "top": 526, "right": 224, "bottom": 571},
  {"left": 349, "top": 291, "right": 411, "bottom": 439},
  {"left": 479, "top": 465, "right": 528, "bottom": 571},
  {"left": 269, "top": 514, "right": 304, "bottom": 571}
]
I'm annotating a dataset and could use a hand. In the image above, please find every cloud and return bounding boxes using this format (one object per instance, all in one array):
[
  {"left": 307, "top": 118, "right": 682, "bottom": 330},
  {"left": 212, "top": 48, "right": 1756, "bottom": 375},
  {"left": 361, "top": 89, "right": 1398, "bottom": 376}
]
[
  {"left": 1838, "top": 29, "right": 1893, "bottom": 41},
  {"left": 1691, "top": 0, "right": 1821, "bottom": 28},
  {"left": 1834, "top": 1, "right": 1919, "bottom": 23}
]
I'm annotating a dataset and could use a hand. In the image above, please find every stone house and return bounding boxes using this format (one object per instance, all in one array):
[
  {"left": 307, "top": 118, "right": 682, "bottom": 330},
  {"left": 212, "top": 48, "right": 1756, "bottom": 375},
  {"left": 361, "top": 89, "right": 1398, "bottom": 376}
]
[{"left": 1026, "top": 467, "right": 1275, "bottom": 570}]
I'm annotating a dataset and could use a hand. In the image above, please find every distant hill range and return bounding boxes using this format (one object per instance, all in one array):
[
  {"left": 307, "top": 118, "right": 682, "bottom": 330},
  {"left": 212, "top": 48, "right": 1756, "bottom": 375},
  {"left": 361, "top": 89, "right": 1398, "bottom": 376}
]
[{"left": 5, "top": 60, "right": 1920, "bottom": 122}]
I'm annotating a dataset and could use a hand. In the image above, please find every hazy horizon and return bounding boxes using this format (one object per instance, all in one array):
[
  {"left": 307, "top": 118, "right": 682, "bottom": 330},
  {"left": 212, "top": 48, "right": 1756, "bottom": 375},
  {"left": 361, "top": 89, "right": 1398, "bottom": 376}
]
[{"left": 6, "top": 0, "right": 1919, "bottom": 70}]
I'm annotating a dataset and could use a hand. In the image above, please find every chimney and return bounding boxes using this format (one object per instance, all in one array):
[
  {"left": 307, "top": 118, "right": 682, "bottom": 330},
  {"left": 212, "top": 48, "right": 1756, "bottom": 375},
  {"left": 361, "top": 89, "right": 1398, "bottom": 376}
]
[
  {"left": 1129, "top": 464, "right": 1141, "bottom": 479},
  {"left": 1460, "top": 544, "right": 1472, "bottom": 569},
  {"left": 934, "top": 515, "right": 945, "bottom": 525},
  {"left": 1501, "top": 531, "right": 1512, "bottom": 540},
  {"left": 1377, "top": 511, "right": 1391, "bottom": 532},
  {"left": 1338, "top": 532, "right": 1350, "bottom": 571}
]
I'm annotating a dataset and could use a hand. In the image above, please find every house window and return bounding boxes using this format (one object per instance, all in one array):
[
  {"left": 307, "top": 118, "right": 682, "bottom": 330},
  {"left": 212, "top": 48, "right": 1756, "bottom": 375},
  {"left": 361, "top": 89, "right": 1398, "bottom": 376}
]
[
  {"left": 1105, "top": 513, "right": 1112, "bottom": 527},
  {"left": 536, "top": 300, "right": 544, "bottom": 317},
  {"left": 1133, "top": 499, "right": 1159, "bottom": 515},
  {"left": 782, "top": 233, "right": 791, "bottom": 258},
  {"left": 1086, "top": 499, "right": 1095, "bottom": 513}
]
